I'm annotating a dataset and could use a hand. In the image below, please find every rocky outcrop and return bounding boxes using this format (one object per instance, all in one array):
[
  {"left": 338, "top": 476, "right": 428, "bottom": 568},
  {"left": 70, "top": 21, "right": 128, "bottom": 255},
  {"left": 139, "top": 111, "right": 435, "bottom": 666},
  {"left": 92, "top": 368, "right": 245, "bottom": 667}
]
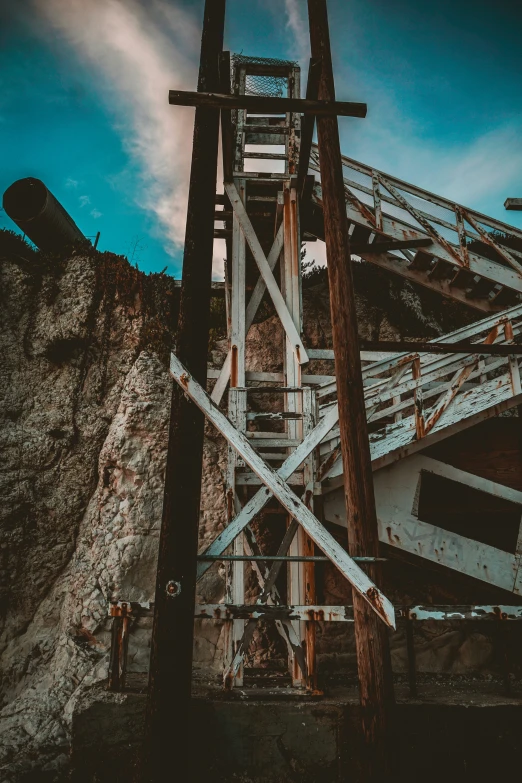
[{"left": 0, "top": 236, "right": 489, "bottom": 780}]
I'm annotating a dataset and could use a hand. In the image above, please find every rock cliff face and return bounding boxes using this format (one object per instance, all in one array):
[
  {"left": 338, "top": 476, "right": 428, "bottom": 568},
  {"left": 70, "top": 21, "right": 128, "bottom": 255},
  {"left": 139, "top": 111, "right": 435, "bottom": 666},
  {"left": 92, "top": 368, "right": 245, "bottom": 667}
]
[
  {"left": 0, "top": 242, "right": 178, "bottom": 780},
  {"left": 0, "top": 236, "right": 486, "bottom": 780}
]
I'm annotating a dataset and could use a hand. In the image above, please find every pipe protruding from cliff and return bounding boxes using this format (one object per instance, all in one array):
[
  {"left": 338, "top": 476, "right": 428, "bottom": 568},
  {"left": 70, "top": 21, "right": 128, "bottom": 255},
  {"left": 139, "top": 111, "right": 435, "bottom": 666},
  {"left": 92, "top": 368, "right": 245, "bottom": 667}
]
[{"left": 3, "top": 177, "right": 86, "bottom": 252}]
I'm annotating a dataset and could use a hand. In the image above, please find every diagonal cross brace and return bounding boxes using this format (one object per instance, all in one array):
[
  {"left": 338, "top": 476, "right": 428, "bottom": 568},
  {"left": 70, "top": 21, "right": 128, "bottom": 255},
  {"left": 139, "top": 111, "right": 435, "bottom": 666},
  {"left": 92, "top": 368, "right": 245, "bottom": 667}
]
[
  {"left": 224, "top": 526, "right": 308, "bottom": 686},
  {"left": 225, "top": 182, "right": 308, "bottom": 366},
  {"left": 196, "top": 403, "right": 340, "bottom": 580},
  {"left": 171, "top": 353, "right": 395, "bottom": 629},
  {"left": 211, "top": 223, "right": 285, "bottom": 404}
]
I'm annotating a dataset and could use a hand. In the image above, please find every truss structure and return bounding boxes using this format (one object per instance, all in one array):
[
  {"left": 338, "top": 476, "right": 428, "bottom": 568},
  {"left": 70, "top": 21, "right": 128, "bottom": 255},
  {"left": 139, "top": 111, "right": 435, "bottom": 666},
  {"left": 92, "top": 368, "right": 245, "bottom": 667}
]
[
  {"left": 109, "top": 55, "right": 522, "bottom": 696},
  {"left": 307, "top": 148, "right": 522, "bottom": 312}
]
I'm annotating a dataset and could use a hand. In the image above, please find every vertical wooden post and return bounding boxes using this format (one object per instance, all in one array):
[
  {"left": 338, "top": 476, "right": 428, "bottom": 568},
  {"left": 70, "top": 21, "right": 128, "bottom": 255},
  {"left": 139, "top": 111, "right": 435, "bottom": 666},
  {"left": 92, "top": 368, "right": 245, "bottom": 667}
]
[
  {"left": 140, "top": 3, "right": 225, "bottom": 781},
  {"left": 306, "top": 1, "right": 395, "bottom": 778}
]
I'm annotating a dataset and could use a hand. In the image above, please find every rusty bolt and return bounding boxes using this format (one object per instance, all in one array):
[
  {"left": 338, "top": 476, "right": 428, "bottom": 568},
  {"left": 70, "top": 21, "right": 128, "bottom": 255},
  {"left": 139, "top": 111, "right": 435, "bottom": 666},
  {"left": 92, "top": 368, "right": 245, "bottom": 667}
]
[{"left": 166, "top": 580, "right": 182, "bottom": 598}]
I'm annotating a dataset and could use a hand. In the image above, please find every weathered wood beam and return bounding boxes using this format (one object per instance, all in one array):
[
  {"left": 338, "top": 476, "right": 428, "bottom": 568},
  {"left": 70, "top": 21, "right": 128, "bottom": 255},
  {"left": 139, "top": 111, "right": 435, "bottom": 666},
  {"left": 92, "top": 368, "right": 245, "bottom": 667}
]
[
  {"left": 505, "top": 198, "right": 522, "bottom": 211},
  {"left": 308, "top": 0, "right": 395, "bottom": 777},
  {"left": 210, "top": 223, "right": 285, "bottom": 403},
  {"left": 297, "top": 57, "right": 321, "bottom": 196},
  {"left": 219, "top": 51, "right": 233, "bottom": 183},
  {"left": 359, "top": 340, "right": 522, "bottom": 355},
  {"left": 195, "top": 604, "right": 522, "bottom": 622},
  {"left": 351, "top": 237, "right": 433, "bottom": 254},
  {"left": 463, "top": 208, "right": 522, "bottom": 275},
  {"left": 140, "top": 3, "right": 225, "bottom": 781},
  {"left": 170, "top": 353, "right": 395, "bottom": 628},
  {"left": 168, "top": 89, "right": 367, "bottom": 117}
]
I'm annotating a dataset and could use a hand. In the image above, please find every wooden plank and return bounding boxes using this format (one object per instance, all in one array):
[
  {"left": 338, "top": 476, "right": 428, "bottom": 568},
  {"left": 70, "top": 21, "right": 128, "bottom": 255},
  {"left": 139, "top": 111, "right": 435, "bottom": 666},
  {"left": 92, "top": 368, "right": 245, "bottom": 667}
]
[
  {"left": 195, "top": 604, "right": 522, "bottom": 621},
  {"left": 308, "top": 348, "right": 399, "bottom": 361},
  {"left": 243, "top": 151, "right": 287, "bottom": 160},
  {"left": 414, "top": 456, "right": 522, "bottom": 506},
  {"left": 325, "top": 457, "right": 520, "bottom": 594},
  {"left": 336, "top": 148, "right": 522, "bottom": 242},
  {"left": 376, "top": 174, "right": 464, "bottom": 267},
  {"left": 404, "top": 605, "right": 522, "bottom": 621},
  {"left": 170, "top": 354, "right": 395, "bottom": 628},
  {"left": 168, "top": 89, "right": 367, "bottom": 117},
  {"left": 351, "top": 238, "right": 433, "bottom": 254},
  {"left": 359, "top": 340, "right": 522, "bottom": 356},
  {"left": 196, "top": 404, "right": 340, "bottom": 580},
  {"left": 245, "top": 132, "right": 287, "bottom": 145},
  {"left": 219, "top": 51, "right": 233, "bottom": 182},
  {"left": 311, "top": 182, "right": 522, "bottom": 295},
  {"left": 308, "top": 3, "right": 394, "bottom": 769},
  {"left": 297, "top": 57, "right": 321, "bottom": 195},
  {"left": 230, "top": 182, "right": 246, "bottom": 387},
  {"left": 197, "top": 604, "right": 355, "bottom": 621},
  {"left": 505, "top": 198, "right": 522, "bottom": 211},
  {"left": 372, "top": 171, "right": 383, "bottom": 232},
  {"left": 143, "top": 3, "right": 226, "bottom": 779},
  {"left": 225, "top": 181, "right": 308, "bottom": 364},
  {"left": 464, "top": 209, "right": 522, "bottom": 275}
]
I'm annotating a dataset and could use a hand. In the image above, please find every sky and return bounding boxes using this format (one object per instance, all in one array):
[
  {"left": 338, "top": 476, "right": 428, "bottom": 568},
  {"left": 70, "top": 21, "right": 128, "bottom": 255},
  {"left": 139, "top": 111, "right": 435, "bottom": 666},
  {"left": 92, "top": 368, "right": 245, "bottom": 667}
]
[{"left": 1, "top": 0, "right": 522, "bottom": 277}]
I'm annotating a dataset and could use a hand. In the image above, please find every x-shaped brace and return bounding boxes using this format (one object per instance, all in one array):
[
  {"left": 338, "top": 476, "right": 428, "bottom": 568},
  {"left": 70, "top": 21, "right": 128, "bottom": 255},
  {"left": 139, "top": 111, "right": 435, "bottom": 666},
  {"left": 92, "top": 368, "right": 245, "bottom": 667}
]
[{"left": 171, "top": 353, "right": 396, "bottom": 629}]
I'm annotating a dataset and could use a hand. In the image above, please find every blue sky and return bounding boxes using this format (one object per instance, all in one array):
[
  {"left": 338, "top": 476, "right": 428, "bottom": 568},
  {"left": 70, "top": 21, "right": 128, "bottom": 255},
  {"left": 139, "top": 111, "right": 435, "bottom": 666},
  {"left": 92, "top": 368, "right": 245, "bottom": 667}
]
[{"left": 1, "top": 0, "right": 522, "bottom": 276}]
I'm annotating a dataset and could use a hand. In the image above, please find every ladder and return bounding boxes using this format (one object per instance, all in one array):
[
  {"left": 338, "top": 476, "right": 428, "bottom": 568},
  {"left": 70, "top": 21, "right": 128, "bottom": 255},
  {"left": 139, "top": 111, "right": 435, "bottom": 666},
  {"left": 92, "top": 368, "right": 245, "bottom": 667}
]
[{"left": 216, "top": 55, "right": 319, "bottom": 690}]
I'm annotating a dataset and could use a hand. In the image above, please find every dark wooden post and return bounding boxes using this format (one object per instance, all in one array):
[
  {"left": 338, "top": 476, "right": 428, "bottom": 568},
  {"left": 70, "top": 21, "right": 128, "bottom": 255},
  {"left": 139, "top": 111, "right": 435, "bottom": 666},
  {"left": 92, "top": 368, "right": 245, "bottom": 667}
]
[
  {"left": 306, "top": 1, "right": 395, "bottom": 779},
  {"left": 139, "top": 3, "right": 225, "bottom": 781}
]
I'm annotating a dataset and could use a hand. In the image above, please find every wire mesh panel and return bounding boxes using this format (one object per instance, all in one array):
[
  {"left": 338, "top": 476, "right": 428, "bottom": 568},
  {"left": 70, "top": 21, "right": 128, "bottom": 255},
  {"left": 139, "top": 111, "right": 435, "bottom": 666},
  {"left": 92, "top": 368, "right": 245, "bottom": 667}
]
[{"left": 232, "top": 54, "right": 297, "bottom": 98}]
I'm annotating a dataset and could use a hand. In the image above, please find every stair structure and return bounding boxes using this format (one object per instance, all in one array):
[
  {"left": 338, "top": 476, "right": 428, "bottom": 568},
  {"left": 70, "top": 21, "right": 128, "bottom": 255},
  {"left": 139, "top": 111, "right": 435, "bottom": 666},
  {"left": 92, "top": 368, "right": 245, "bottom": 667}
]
[
  {"left": 109, "top": 55, "right": 522, "bottom": 696},
  {"left": 307, "top": 147, "right": 522, "bottom": 313}
]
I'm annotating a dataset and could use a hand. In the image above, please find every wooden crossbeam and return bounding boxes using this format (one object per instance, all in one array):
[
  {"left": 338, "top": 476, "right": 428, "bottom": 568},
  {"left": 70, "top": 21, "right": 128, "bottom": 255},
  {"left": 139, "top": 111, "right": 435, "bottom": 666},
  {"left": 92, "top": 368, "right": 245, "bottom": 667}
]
[
  {"left": 170, "top": 353, "right": 395, "bottom": 628},
  {"left": 297, "top": 57, "right": 321, "bottom": 195},
  {"left": 359, "top": 340, "right": 522, "bottom": 355},
  {"left": 463, "top": 209, "right": 522, "bottom": 275},
  {"left": 505, "top": 198, "right": 522, "bottom": 211},
  {"left": 376, "top": 174, "right": 465, "bottom": 267},
  {"left": 168, "top": 90, "right": 367, "bottom": 117},
  {"left": 195, "top": 604, "right": 522, "bottom": 621},
  {"left": 351, "top": 238, "right": 433, "bottom": 254}
]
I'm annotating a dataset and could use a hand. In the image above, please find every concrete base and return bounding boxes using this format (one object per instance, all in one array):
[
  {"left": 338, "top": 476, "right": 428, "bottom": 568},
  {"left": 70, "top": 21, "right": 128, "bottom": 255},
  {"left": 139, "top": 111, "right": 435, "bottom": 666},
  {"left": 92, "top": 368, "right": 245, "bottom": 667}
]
[{"left": 70, "top": 676, "right": 522, "bottom": 782}]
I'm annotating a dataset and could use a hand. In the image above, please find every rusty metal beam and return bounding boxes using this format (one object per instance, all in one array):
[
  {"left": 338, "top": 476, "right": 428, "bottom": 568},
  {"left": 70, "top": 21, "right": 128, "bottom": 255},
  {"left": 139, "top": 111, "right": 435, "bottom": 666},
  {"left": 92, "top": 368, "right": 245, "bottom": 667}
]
[{"left": 359, "top": 340, "right": 522, "bottom": 356}]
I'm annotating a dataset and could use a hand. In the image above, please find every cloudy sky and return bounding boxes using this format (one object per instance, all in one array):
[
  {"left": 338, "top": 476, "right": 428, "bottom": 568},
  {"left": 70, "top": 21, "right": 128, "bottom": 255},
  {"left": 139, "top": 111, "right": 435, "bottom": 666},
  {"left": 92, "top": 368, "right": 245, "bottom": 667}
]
[{"left": 1, "top": 0, "right": 522, "bottom": 276}]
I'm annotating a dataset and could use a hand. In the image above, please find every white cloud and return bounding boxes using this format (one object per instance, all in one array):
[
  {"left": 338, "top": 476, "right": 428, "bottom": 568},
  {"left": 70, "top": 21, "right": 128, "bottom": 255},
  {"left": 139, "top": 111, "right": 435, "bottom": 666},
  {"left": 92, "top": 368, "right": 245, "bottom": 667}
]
[
  {"left": 65, "top": 177, "right": 78, "bottom": 189},
  {"left": 79, "top": 195, "right": 90, "bottom": 208},
  {"left": 90, "top": 208, "right": 102, "bottom": 219},
  {"left": 283, "top": 0, "right": 309, "bottom": 66},
  {"left": 33, "top": 0, "right": 200, "bottom": 263}
]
